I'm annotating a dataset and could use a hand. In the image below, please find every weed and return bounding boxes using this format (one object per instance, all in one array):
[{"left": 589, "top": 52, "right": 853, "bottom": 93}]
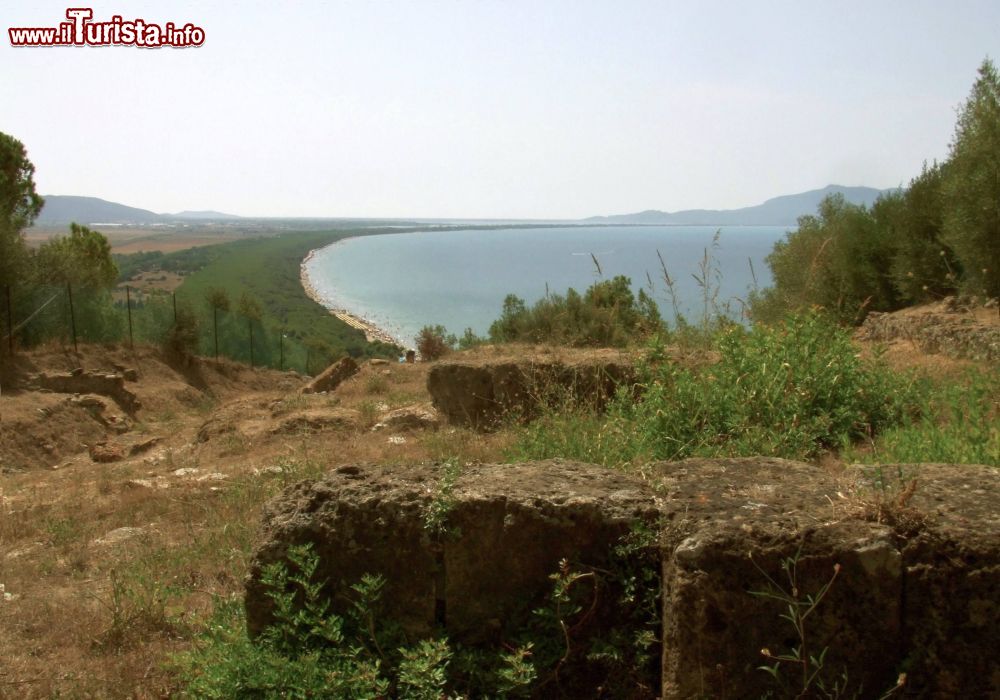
[
  {"left": 365, "top": 373, "right": 389, "bottom": 395},
  {"left": 750, "top": 548, "right": 907, "bottom": 699},
  {"left": 422, "top": 460, "right": 462, "bottom": 536}
]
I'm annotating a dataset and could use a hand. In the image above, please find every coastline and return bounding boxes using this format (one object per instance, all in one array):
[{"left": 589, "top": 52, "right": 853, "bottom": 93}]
[{"left": 300, "top": 245, "right": 407, "bottom": 349}]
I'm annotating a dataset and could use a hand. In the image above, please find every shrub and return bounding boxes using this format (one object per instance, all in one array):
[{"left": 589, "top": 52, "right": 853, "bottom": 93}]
[
  {"left": 163, "top": 304, "right": 200, "bottom": 361},
  {"left": 488, "top": 276, "right": 663, "bottom": 347},
  {"left": 416, "top": 324, "right": 454, "bottom": 360},
  {"left": 511, "top": 312, "right": 922, "bottom": 465}
]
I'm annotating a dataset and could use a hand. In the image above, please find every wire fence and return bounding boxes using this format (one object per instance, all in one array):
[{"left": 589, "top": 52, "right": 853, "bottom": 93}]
[{"left": 0, "top": 284, "right": 332, "bottom": 375}]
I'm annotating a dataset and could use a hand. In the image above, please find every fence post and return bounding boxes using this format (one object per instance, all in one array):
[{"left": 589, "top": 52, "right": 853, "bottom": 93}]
[
  {"left": 67, "top": 283, "right": 78, "bottom": 354},
  {"left": 248, "top": 319, "right": 254, "bottom": 368},
  {"left": 5, "top": 285, "right": 13, "bottom": 355},
  {"left": 125, "top": 285, "right": 134, "bottom": 350}
]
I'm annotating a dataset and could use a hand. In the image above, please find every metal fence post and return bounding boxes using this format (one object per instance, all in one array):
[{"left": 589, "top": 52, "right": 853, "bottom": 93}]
[
  {"left": 125, "top": 285, "right": 134, "bottom": 350},
  {"left": 5, "top": 285, "right": 13, "bottom": 355},
  {"left": 67, "top": 283, "right": 78, "bottom": 354},
  {"left": 248, "top": 319, "right": 254, "bottom": 368}
]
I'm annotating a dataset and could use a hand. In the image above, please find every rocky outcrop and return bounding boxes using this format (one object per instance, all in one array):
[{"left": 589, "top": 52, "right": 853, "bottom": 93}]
[
  {"left": 427, "top": 348, "right": 636, "bottom": 429},
  {"left": 245, "top": 458, "right": 1000, "bottom": 699},
  {"left": 300, "top": 356, "right": 359, "bottom": 394},
  {"left": 31, "top": 370, "right": 142, "bottom": 414},
  {"left": 857, "top": 298, "right": 999, "bottom": 361}
]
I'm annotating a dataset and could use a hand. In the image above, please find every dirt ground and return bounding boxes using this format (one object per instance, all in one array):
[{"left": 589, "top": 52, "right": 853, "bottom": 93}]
[
  {"left": 0, "top": 301, "right": 994, "bottom": 697},
  {"left": 0, "top": 343, "right": 509, "bottom": 697}
]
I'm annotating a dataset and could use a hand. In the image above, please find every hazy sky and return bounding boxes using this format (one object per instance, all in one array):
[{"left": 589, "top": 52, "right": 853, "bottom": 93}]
[{"left": 4, "top": 1, "right": 999, "bottom": 219}]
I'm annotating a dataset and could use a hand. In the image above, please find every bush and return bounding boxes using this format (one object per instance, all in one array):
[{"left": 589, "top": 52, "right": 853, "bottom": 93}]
[
  {"left": 511, "top": 312, "right": 922, "bottom": 465},
  {"left": 488, "top": 276, "right": 663, "bottom": 347},
  {"left": 163, "top": 304, "right": 200, "bottom": 361},
  {"left": 175, "top": 542, "right": 658, "bottom": 698},
  {"left": 416, "top": 324, "right": 454, "bottom": 360}
]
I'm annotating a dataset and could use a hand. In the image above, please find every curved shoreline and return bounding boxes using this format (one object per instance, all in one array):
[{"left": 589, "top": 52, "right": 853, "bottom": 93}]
[{"left": 300, "top": 244, "right": 407, "bottom": 349}]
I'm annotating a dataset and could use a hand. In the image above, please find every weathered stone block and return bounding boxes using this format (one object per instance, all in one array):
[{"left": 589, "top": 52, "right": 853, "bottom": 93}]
[
  {"left": 427, "top": 350, "right": 635, "bottom": 429},
  {"left": 245, "top": 460, "right": 659, "bottom": 643}
]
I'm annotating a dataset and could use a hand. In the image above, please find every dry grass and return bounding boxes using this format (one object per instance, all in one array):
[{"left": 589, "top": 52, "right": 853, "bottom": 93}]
[{"left": 0, "top": 348, "right": 511, "bottom": 697}]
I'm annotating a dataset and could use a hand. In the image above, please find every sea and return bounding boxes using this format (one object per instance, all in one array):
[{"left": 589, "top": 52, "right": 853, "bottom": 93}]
[{"left": 303, "top": 225, "right": 791, "bottom": 347}]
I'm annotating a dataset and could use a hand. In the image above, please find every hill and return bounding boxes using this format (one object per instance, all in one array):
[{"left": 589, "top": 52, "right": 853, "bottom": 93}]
[
  {"left": 586, "top": 185, "right": 895, "bottom": 226},
  {"left": 34, "top": 196, "right": 242, "bottom": 225},
  {"left": 34, "top": 195, "right": 166, "bottom": 225}
]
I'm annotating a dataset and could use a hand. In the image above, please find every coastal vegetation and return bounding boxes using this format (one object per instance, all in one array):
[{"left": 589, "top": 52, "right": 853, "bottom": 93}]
[{"left": 750, "top": 58, "right": 1000, "bottom": 324}]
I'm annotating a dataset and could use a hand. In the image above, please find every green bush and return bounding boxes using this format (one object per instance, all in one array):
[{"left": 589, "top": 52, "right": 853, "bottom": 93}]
[
  {"left": 176, "top": 540, "right": 660, "bottom": 698},
  {"left": 488, "top": 275, "right": 663, "bottom": 347},
  {"left": 511, "top": 312, "right": 921, "bottom": 465}
]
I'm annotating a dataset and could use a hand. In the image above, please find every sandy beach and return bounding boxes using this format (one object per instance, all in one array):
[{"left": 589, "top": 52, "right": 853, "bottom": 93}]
[{"left": 300, "top": 247, "right": 407, "bottom": 348}]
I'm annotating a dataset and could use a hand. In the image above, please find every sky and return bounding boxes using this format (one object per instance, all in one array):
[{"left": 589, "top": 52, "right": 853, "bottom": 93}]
[{"left": 3, "top": 1, "right": 999, "bottom": 219}]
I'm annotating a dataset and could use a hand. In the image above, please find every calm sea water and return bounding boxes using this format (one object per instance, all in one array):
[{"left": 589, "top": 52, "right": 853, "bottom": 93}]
[{"left": 304, "top": 226, "right": 790, "bottom": 346}]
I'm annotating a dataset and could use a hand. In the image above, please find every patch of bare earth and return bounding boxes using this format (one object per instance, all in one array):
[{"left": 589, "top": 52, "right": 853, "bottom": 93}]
[{"left": 0, "top": 344, "right": 509, "bottom": 697}]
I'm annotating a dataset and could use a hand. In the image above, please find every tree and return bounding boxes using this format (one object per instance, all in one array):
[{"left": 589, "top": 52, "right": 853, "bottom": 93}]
[
  {"left": 35, "top": 223, "right": 118, "bottom": 288},
  {"left": 942, "top": 58, "right": 1000, "bottom": 298},
  {"left": 882, "top": 162, "right": 958, "bottom": 303},
  {"left": 0, "top": 132, "right": 43, "bottom": 291}
]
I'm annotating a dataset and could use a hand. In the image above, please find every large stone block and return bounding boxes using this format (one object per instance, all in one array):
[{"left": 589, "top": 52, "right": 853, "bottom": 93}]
[
  {"left": 427, "top": 348, "right": 635, "bottom": 429},
  {"left": 245, "top": 459, "right": 660, "bottom": 644}
]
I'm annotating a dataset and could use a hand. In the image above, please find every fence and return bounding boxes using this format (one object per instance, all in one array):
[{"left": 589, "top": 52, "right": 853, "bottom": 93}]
[{"left": 0, "top": 283, "right": 336, "bottom": 375}]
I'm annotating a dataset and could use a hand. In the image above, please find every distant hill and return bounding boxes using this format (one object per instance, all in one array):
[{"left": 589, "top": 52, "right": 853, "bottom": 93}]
[
  {"left": 586, "top": 185, "right": 896, "bottom": 227},
  {"left": 34, "top": 196, "right": 242, "bottom": 225},
  {"left": 171, "top": 210, "right": 241, "bottom": 220}
]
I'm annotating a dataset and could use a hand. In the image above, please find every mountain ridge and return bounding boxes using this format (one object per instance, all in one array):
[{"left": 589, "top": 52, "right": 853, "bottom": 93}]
[
  {"left": 585, "top": 185, "right": 897, "bottom": 226},
  {"left": 33, "top": 195, "right": 241, "bottom": 225}
]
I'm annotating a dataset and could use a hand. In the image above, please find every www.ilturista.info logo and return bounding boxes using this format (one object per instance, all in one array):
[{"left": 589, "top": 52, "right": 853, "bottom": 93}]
[{"left": 9, "top": 8, "right": 205, "bottom": 48}]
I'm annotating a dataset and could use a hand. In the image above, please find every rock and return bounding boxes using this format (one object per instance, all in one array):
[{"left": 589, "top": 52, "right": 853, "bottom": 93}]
[
  {"left": 68, "top": 394, "right": 132, "bottom": 434},
  {"left": 269, "top": 408, "right": 358, "bottom": 435},
  {"left": 371, "top": 403, "right": 440, "bottom": 432},
  {"left": 301, "top": 356, "right": 359, "bottom": 395},
  {"left": 369, "top": 358, "right": 390, "bottom": 366},
  {"left": 89, "top": 441, "right": 128, "bottom": 463},
  {"left": 172, "top": 467, "right": 200, "bottom": 477},
  {"left": 31, "top": 371, "right": 141, "bottom": 414},
  {"left": 651, "top": 458, "right": 999, "bottom": 699},
  {"left": 93, "top": 526, "right": 146, "bottom": 547},
  {"left": 245, "top": 460, "right": 660, "bottom": 646},
  {"left": 386, "top": 435, "right": 406, "bottom": 445},
  {"left": 123, "top": 368, "right": 139, "bottom": 382},
  {"left": 427, "top": 348, "right": 636, "bottom": 429},
  {"left": 245, "top": 458, "right": 1000, "bottom": 698},
  {"left": 88, "top": 436, "right": 163, "bottom": 463},
  {"left": 856, "top": 301, "right": 999, "bottom": 361}
]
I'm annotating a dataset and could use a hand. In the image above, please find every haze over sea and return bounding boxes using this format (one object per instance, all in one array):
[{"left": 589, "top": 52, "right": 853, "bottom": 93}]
[{"left": 304, "top": 226, "right": 790, "bottom": 346}]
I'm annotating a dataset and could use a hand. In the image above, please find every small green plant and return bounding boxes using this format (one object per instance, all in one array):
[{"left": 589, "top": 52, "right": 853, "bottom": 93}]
[
  {"left": 422, "top": 460, "right": 462, "bottom": 536},
  {"left": 749, "top": 549, "right": 906, "bottom": 700}
]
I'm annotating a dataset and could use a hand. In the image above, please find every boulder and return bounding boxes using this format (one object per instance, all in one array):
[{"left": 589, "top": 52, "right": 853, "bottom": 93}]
[
  {"left": 427, "top": 348, "right": 636, "bottom": 429},
  {"left": 301, "top": 356, "right": 359, "bottom": 394},
  {"left": 245, "top": 460, "right": 660, "bottom": 644},
  {"left": 371, "top": 403, "right": 440, "bottom": 432}
]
